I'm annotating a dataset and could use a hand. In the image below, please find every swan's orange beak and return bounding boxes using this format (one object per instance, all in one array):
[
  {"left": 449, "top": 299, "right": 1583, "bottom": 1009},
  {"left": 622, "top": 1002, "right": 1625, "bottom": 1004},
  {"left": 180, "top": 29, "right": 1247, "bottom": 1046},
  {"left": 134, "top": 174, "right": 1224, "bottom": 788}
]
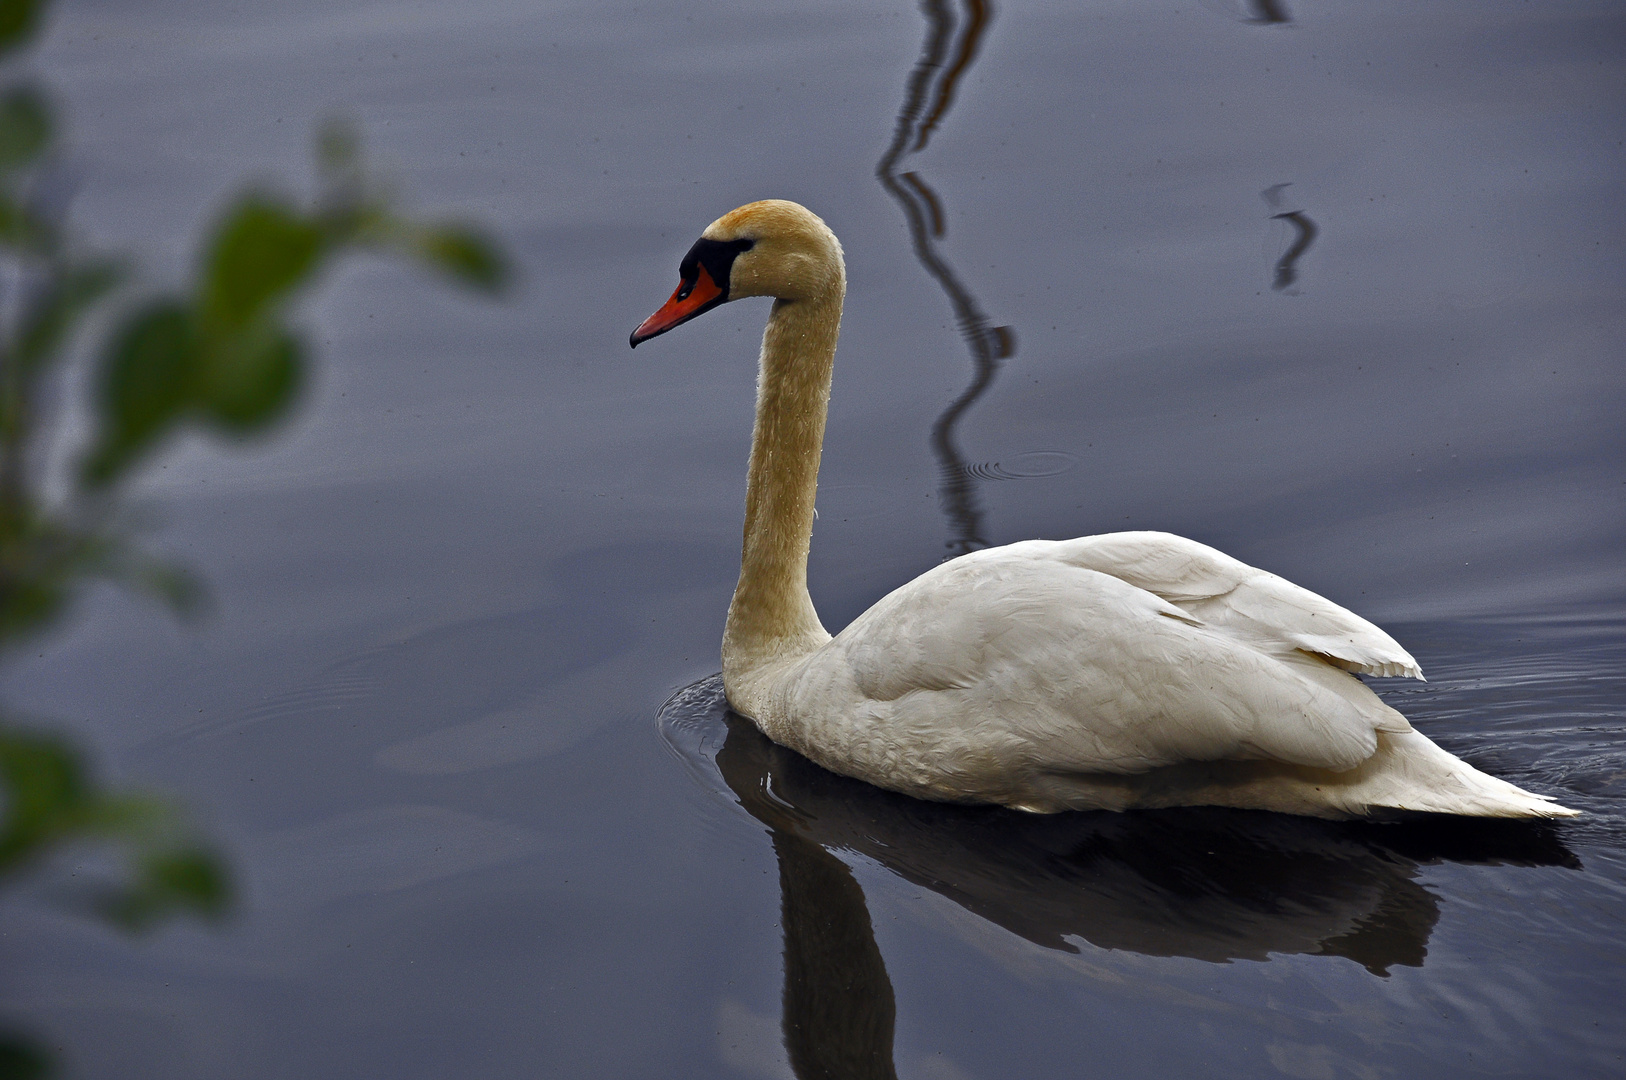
[{"left": 630, "top": 264, "right": 726, "bottom": 348}]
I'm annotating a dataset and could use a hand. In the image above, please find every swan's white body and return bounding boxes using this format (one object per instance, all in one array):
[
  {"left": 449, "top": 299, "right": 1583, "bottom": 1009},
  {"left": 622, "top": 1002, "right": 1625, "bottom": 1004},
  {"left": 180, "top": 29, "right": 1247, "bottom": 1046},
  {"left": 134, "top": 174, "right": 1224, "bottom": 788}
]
[{"left": 633, "top": 200, "right": 1575, "bottom": 820}]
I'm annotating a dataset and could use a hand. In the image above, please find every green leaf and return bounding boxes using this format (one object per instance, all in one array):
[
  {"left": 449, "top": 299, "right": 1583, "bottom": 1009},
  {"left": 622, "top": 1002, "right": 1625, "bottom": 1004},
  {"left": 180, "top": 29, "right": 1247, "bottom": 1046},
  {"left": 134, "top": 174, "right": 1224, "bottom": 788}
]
[
  {"left": 81, "top": 300, "right": 198, "bottom": 488},
  {"left": 197, "top": 327, "right": 303, "bottom": 432},
  {"left": 0, "top": 0, "right": 46, "bottom": 59},
  {"left": 64, "top": 792, "right": 166, "bottom": 844},
  {"left": 0, "top": 84, "right": 48, "bottom": 169},
  {"left": 0, "top": 514, "right": 117, "bottom": 644},
  {"left": 200, "top": 197, "right": 325, "bottom": 330},
  {"left": 125, "top": 558, "right": 208, "bottom": 620},
  {"left": 0, "top": 733, "right": 168, "bottom": 872},
  {"left": 0, "top": 186, "right": 51, "bottom": 251},
  {"left": 0, "top": 189, "right": 20, "bottom": 244},
  {"left": 0, "top": 1034, "right": 49, "bottom": 1080},
  {"left": 15, "top": 258, "right": 122, "bottom": 375},
  {"left": 416, "top": 224, "right": 509, "bottom": 294},
  {"left": 0, "top": 86, "right": 49, "bottom": 169},
  {"left": 0, "top": 723, "right": 231, "bottom": 933},
  {"left": 99, "top": 847, "right": 231, "bottom": 932},
  {"left": 0, "top": 729, "right": 86, "bottom": 873},
  {"left": 0, "top": 571, "right": 68, "bottom": 642}
]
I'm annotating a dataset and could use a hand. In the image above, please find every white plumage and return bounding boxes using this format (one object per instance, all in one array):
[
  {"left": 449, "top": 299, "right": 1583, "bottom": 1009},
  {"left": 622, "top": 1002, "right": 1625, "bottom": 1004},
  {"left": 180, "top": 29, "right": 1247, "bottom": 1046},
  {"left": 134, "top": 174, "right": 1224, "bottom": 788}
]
[{"left": 632, "top": 199, "right": 1576, "bottom": 820}]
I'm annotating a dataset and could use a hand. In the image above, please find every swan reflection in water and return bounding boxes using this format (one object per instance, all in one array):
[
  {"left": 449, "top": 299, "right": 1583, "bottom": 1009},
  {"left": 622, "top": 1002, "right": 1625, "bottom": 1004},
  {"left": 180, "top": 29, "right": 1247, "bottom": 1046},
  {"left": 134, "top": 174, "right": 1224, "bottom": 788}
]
[{"left": 660, "top": 677, "right": 1578, "bottom": 1077}]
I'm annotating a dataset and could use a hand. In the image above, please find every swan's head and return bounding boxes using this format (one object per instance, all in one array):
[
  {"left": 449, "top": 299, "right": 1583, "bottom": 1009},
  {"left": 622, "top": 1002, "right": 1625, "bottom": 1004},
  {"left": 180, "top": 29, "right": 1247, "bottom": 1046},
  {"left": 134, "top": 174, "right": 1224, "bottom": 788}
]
[{"left": 630, "top": 200, "right": 844, "bottom": 348}]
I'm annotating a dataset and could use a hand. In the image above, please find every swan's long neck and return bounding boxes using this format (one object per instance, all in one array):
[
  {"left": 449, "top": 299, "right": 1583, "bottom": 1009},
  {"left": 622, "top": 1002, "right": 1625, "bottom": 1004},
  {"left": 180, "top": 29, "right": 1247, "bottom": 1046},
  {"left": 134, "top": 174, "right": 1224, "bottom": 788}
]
[{"left": 723, "top": 290, "right": 843, "bottom": 679}]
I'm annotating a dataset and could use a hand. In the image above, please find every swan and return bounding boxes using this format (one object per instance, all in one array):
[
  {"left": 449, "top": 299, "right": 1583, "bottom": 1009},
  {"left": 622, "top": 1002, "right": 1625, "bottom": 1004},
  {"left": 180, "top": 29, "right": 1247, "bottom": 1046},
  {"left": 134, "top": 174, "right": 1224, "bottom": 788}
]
[{"left": 630, "top": 199, "right": 1576, "bottom": 820}]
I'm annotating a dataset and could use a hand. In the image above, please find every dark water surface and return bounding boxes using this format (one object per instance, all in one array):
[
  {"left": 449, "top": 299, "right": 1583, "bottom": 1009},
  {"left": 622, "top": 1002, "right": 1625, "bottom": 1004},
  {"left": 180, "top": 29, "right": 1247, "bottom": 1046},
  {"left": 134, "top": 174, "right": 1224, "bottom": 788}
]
[{"left": 7, "top": 1, "right": 1625, "bottom": 1076}]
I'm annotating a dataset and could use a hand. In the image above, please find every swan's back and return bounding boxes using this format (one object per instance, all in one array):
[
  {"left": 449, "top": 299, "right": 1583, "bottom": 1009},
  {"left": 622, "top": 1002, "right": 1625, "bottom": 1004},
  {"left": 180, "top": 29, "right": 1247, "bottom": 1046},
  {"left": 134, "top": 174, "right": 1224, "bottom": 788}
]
[{"left": 1048, "top": 531, "right": 1421, "bottom": 679}]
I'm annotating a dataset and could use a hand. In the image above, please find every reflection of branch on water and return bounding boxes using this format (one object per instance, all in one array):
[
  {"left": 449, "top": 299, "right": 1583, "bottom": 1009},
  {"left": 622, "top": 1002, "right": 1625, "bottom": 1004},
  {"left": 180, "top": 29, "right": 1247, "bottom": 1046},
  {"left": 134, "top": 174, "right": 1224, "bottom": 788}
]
[
  {"left": 912, "top": 0, "right": 992, "bottom": 152},
  {"left": 1261, "top": 184, "right": 1317, "bottom": 292},
  {"left": 1247, "top": 0, "right": 1292, "bottom": 24},
  {"left": 1271, "top": 211, "right": 1318, "bottom": 291},
  {"left": 1201, "top": 0, "right": 1291, "bottom": 25},
  {"left": 877, "top": 0, "right": 1013, "bottom": 559}
]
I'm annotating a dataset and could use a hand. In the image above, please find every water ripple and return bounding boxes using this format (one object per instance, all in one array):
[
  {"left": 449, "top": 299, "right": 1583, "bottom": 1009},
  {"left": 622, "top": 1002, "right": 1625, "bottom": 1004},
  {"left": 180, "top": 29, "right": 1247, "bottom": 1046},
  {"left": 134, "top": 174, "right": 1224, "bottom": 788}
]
[{"left": 962, "top": 450, "right": 1078, "bottom": 481}]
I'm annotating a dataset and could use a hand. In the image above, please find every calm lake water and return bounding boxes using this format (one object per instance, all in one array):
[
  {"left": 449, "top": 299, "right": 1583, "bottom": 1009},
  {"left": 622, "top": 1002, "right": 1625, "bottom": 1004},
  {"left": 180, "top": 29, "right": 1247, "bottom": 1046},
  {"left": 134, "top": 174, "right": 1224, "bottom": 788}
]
[{"left": 6, "top": 1, "right": 1624, "bottom": 1076}]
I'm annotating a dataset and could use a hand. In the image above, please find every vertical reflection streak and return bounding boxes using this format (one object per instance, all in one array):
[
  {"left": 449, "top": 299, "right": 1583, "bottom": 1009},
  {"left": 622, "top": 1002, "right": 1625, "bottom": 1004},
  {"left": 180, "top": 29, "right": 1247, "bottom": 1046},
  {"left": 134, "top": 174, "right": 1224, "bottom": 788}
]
[
  {"left": 776, "top": 831, "right": 901, "bottom": 1080},
  {"left": 876, "top": 0, "right": 1013, "bottom": 558}
]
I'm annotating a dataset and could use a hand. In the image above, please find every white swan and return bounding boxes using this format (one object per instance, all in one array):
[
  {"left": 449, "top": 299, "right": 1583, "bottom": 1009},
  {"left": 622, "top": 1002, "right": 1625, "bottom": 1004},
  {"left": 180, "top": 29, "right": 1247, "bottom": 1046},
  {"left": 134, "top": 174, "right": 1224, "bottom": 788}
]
[{"left": 631, "top": 199, "right": 1576, "bottom": 820}]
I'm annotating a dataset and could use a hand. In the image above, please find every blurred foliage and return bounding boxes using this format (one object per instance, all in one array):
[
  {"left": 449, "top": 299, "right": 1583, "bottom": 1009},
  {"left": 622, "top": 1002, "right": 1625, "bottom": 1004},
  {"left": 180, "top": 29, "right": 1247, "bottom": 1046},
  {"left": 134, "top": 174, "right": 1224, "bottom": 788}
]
[
  {"left": 82, "top": 121, "right": 508, "bottom": 487},
  {"left": 0, "top": 729, "right": 229, "bottom": 927},
  {"left": 0, "top": 1041, "right": 45, "bottom": 1080},
  {"left": 0, "top": 0, "right": 508, "bottom": 1074}
]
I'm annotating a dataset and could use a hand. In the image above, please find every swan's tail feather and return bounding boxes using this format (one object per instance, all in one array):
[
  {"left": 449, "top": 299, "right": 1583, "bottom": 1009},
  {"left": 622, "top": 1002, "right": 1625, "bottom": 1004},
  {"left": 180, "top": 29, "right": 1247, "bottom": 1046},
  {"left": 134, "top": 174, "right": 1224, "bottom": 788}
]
[
  {"left": 1103, "top": 728, "right": 1582, "bottom": 819},
  {"left": 1348, "top": 729, "right": 1580, "bottom": 819}
]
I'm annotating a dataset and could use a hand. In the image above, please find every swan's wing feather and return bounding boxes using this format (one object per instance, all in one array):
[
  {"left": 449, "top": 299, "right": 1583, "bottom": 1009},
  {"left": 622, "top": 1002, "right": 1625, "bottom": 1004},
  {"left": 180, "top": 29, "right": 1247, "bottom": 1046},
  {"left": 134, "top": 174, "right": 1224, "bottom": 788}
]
[
  {"left": 797, "top": 551, "right": 1404, "bottom": 787},
  {"left": 1040, "top": 532, "right": 1423, "bottom": 680}
]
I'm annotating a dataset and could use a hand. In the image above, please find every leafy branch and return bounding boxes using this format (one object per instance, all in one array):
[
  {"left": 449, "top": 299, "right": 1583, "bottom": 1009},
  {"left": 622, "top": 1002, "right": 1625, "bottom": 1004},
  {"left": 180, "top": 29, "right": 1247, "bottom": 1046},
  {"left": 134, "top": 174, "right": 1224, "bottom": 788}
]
[{"left": 0, "top": 0, "right": 509, "bottom": 1073}]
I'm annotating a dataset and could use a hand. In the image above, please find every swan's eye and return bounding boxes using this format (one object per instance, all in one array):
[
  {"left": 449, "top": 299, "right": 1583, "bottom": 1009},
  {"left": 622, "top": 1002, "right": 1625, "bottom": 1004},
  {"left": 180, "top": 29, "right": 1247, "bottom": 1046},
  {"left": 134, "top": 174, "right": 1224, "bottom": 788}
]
[{"left": 677, "top": 281, "right": 695, "bottom": 301}]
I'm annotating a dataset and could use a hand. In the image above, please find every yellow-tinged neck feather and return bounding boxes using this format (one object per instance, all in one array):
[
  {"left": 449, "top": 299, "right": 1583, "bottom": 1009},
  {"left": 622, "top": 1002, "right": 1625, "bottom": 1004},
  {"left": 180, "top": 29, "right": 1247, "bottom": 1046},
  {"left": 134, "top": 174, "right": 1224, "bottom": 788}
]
[{"left": 722, "top": 286, "right": 844, "bottom": 680}]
